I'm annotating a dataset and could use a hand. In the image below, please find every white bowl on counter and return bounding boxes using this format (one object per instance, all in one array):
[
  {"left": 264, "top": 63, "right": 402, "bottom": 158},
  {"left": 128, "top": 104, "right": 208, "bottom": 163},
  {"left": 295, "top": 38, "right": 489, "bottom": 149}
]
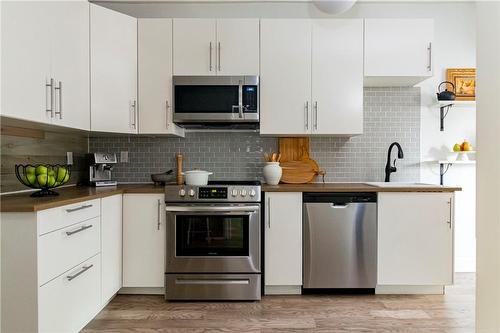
[{"left": 182, "top": 170, "right": 213, "bottom": 186}]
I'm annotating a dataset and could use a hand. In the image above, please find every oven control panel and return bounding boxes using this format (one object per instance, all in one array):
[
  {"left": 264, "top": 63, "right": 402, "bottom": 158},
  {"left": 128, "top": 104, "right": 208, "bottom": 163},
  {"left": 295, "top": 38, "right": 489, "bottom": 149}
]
[
  {"left": 199, "top": 187, "right": 227, "bottom": 199},
  {"left": 165, "top": 185, "right": 261, "bottom": 202}
]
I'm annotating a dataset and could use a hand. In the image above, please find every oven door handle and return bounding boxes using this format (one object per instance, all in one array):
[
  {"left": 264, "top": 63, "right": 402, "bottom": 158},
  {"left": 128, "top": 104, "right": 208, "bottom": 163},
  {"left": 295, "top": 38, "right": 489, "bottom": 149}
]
[{"left": 165, "top": 205, "right": 260, "bottom": 213}]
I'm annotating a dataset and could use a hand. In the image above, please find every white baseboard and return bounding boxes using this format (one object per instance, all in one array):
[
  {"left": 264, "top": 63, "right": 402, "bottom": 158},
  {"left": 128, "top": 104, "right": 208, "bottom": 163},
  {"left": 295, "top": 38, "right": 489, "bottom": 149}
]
[
  {"left": 376, "top": 285, "right": 444, "bottom": 295},
  {"left": 119, "top": 287, "right": 164, "bottom": 295},
  {"left": 265, "top": 285, "right": 301, "bottom": 295}
]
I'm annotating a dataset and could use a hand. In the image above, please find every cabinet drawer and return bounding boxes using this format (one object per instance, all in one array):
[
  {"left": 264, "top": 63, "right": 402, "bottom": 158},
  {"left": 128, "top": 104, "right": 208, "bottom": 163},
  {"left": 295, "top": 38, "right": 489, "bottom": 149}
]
[
  {"left": 38, "top": 217, "right": 100, "bottom": 285},
  {"left": 39, "top": 254, "right": 101, "bottom": 333},
  {"left": 38, "top": 199, "right": 101, "bottom": 236}
]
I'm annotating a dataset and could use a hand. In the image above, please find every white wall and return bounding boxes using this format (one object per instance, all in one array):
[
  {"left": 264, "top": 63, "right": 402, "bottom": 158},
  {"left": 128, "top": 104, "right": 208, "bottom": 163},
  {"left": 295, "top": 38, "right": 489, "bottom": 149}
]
[
  {"left": 476, "top": 2, "right": 500, "bottom": 332},
  {"left": 101, "top": 0, "right": 477, "bottom": 272}
]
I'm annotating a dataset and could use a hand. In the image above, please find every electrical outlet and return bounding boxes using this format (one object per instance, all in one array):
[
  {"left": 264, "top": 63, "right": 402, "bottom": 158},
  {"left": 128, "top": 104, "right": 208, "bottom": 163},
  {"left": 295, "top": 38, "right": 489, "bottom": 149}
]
[
  {"left": 120, "top": 151, "right": 129, "bottom": 163},
  {"left": 66, "top": 152, "right": 73, "bottom": 165}
]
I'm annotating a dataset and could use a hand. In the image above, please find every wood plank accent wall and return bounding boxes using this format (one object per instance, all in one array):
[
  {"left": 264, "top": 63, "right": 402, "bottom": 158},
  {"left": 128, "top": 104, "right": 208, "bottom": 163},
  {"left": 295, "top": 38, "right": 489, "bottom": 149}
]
[{"left": 1, "top": 126, "right": 89, "bottom": 193}]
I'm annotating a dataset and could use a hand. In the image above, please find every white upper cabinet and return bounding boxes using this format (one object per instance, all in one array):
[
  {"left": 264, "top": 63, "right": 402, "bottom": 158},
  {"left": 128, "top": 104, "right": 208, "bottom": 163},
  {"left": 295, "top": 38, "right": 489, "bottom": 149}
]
[
  {"left": 216, "top": 19, "right": 260, "bottom": 75},
  {"left": 378, "top": 192, "right": 454, "bottom": 286},
  {"left": 90, "top": 4, "right": 138, "bottom": 134},
  {"left": 260, "top": 19, "right": 312, "bottom": 135},
  {"left": 260, "top": 19, "right": 363, "bottom": 136},
  {"left": 173, "top": 18, "right": 259, "bottom": 76},
  {"left": 1, "top": 2, "right": 89, "bottom": 129},
  {"left": 50, "top": 2, "right": 90, "bottom": 130},
  {"left": 173, "top": 19, "right": 217, "bottom": 76},
  {"left": 138, "top": 19, "right": 184, "bottom": 136},
  {"left": 364, "top": 19, "right": 434, "bottom": 86},
  {"left": 311, "top": 19, "right": 363, "bottom": 135}
]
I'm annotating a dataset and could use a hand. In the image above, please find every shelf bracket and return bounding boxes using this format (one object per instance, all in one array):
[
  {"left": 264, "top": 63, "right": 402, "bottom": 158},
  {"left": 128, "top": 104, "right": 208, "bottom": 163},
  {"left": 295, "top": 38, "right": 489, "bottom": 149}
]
[
  {"left": 440, "top": 103, "right": 453, "bottom": 131},
  {"left": 439, "top": 162, "right": 453, "bottom": 185}
]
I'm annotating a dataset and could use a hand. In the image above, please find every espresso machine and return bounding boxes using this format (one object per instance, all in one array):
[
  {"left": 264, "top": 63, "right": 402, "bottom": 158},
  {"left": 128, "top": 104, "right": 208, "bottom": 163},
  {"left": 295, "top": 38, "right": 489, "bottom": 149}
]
[{"left": 87, "top": 153, "right": 118, "bottom": 187}]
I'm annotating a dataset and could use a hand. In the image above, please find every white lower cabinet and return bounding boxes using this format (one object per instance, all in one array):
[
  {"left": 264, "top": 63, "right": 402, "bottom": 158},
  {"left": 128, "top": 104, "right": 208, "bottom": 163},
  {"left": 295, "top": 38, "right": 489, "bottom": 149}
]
[
  {"left": 101, "top": 194, "right": 123, "bottom": 304},
  {"left": 38, "top": 254, "right": 101, "bottom": 333},
  {"left": 123, "top": 194, "right": 166, "bottom": 289},
  {"left": 264, "top": 192, "right": 303, "bottom": 294},
  {"left": 377, "top": 192, "right": 454, "bottom": 290},
  {"left": 1, "top": 195, "right": 123, "bottom": 333}
]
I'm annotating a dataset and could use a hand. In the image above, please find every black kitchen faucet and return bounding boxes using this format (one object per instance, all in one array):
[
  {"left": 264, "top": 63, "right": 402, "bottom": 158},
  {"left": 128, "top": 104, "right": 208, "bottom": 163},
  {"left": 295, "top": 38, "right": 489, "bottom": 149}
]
[{"left": 385, "top": 142, "right": 404, "bottom": 182}]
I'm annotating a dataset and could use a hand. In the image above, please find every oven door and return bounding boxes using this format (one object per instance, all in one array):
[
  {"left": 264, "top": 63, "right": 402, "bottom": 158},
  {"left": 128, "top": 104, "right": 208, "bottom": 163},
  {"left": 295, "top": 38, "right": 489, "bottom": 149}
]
[
  {"left": 173, "top": 76, "right": 259, "bottom": 123},
  {"left": 165, "top": 204, "right": 261, "bottom": 273}
]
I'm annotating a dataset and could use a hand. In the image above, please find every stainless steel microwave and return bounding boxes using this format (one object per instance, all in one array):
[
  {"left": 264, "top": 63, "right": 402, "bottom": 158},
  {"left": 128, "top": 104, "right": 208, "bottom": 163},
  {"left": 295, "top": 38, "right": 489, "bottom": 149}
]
[{"left": 173, "top": 76, "right": 259, "bottom": 125}]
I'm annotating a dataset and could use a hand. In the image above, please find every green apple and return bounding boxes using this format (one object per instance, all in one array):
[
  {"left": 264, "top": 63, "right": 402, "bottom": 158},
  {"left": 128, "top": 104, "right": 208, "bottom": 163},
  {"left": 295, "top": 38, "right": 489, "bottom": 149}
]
[
  {"left": 62, "top": 173, "right": 70, "bottom": 184},
  {"left": 26, "top": 166, "right": 36, "bottom": 175},
  {"left": 56, "top": 167, "right": 68, "bottom": 182},
  {"left": 47, "top": 175, "right": 56, "bottom": 187},
  {"left": 36, "top": 165, "right": 48, "bottom": 175},
  {"left": 48, "top": 169, "right": 56, "bottom": 177},
  {"left": 37, "top": 174, "right": 48, "bottom": 187},
  {"left": 26, "top": 173, "right": 36, "bottom": 185}
]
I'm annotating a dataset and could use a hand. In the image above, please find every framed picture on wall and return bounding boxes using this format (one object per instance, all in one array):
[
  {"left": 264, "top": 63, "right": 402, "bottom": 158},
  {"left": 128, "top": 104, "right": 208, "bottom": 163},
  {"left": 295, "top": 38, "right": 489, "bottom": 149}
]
[{"left": 447, "top": 68, "right": 476, "bottom": 101}]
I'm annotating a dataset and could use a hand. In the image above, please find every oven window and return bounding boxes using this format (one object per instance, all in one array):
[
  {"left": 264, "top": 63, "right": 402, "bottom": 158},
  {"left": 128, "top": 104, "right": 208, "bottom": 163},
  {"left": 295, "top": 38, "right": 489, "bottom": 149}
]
[
  {"left": 175, "top": 85, "right": 239, "bottom": 113},
  {"left": 176, "top": 215, "right": 249, "bottom": 256}
]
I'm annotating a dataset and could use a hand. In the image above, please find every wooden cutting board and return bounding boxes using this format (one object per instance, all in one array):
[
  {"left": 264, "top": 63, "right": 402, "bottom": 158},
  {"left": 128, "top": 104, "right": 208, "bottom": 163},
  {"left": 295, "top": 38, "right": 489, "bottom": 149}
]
[{"left": 278, "top": 138, "right": 325, "bottom": 184}]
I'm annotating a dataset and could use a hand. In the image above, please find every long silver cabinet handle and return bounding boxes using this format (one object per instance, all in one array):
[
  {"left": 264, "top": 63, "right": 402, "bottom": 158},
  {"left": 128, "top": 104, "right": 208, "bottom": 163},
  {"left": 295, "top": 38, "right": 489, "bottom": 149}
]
[
  {"left": 131, "top": 100, "right": 137, "bottom": 128},
  {"left": 447, "top": 199, "right": 452, "bottom": 229},
  {"left": 267, "top": 197, "right": 271, "bottom": 229},
  {"left": 157, "top": 199, "right": 161, "bottom": 230},
  {"left": 218, "top": 42, "right": 221, "bottom": 71},
  {"left": 45, "top": 78, "right": 54, "bottom": 117},
  {"left": 65, "top": 204, "right": 93, "bottom": 213},
  {"left": 165, "top": 100, "right": 170, "bottom": 128},
  {"left": 66, "top": 264, "right": 93, "bottom": 281},
  {"left": 305, "top": 101, "right": 309, "bottom": 130},
  {"left": 66, "top": 224, "right": 93, "bottom": 236},
  {"left": 54, "top": 81, "right": 62, "bottom": 119},
  {"left": 427, "top": 42, "right": 432, "bottom": 71},
  {"left": 209, "top": 42, "right": 213, "bottom": 71},
  {"left": 314, "top": 101, "right": 318, "bottom": 130}
]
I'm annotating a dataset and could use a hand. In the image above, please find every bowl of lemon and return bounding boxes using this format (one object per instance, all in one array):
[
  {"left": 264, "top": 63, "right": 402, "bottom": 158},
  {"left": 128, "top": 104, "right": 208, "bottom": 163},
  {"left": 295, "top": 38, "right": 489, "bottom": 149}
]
[{"left": 15, "top": 164, "right": 71, "bottom": 197}]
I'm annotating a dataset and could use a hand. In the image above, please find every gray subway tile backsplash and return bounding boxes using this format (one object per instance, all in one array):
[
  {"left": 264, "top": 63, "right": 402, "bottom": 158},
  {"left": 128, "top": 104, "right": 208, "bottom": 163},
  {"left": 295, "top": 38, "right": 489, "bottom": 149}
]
[{"left": 89, "top": 87, "right": 420, "bottom": 183}]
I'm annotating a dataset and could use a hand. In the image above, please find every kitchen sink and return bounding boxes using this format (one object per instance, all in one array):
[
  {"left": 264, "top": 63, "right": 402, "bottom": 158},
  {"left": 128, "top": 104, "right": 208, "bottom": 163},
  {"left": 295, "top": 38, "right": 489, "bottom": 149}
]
[{"left": 365, "top": 182, "right": 440, "bottom": 188}]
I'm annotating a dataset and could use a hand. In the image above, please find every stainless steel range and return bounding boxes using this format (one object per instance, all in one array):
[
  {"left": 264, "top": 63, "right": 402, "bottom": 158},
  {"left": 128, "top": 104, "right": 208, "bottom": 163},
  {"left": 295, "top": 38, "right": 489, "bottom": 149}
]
[{"left": 165, "top": 181, "right": 261, "bottom": 301}]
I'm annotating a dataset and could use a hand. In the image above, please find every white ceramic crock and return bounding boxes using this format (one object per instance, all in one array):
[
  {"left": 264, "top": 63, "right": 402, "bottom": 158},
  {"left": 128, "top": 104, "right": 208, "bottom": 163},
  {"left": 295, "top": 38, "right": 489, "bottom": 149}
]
[
  {"left": 263, "top": 162, "right": 282, "bottom": 185},
  {"left": 182, "top": 170, "right": 213, "bottom": 186}
]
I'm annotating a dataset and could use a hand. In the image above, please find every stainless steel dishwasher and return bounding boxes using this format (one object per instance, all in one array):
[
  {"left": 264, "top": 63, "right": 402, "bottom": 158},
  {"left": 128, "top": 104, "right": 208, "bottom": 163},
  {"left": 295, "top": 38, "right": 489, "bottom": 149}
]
[{"left": 303, "top": 193, "right": 377, "bottom": 290}]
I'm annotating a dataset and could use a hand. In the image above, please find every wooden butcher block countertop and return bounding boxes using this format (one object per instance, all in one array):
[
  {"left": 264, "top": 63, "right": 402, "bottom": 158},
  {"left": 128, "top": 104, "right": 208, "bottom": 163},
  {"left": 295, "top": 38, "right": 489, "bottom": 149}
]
[
  {"left": 1, "top": 183, "right": 461, "bottom": 212},
  {"left": 0, "top": 184, "right": 165, "bottom": 212},
  {"left": 262, "top": 182, "right": 461, "bottom": 193}
]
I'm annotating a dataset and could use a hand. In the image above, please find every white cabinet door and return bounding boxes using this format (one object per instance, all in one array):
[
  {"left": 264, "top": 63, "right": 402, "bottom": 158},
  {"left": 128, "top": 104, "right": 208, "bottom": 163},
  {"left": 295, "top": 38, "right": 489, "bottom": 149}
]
[
  {"left": 51, "top": 1, "right": 90, "bottom": 131},
  {"left": 90, "top": 4, "right": 137, "bottom": 134},
  {"left": 1, "top": 2, "right": 52, "bottom": 124},
  {"left": 123, "top": 194, "right": 165, "bottom": 288},
  {"left": 260, "top": 19, "right": 312, "bottom": 135},
  {"left": 311, "top": 19, "right": 363, "bottom": 135},
  {"left": 216, "top": 19, "right": 259, "bottom": 75},
  {"left": 101, "top": 195, "right": 123, "bottom": 304},
  {"left": 364, "top": 19, "right": 434, "bottom": 85},
  {"left": 378, "top": 192, "right": 454, "bottom": 286},
  {"left": 138, "top": 19, "right": 184, "bottom": 137},
  {"left": 265, "top": 192, "right": 302, "bottom": 287},
  {"left": 173, "top": 19, "right": 216, "bottom": 75}
]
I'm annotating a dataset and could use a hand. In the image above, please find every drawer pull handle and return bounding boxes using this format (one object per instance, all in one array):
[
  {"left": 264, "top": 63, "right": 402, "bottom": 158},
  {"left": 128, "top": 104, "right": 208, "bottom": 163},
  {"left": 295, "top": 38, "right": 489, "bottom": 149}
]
[
  {"left": 66, "top": 224, "right": 93, "bottom": 236},
  {"left": 66, "top": 264, "right": 93, "bottom": 281},
  {"left": 66, "top": 204, "right": 93, "bottom": 213}
]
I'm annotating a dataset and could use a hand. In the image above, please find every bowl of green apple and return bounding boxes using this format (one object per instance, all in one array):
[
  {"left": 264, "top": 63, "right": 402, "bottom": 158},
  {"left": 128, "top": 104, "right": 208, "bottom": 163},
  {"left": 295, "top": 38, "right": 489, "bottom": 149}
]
[{"left": 15, "top": 164, "right": 71, "bottom": 197}]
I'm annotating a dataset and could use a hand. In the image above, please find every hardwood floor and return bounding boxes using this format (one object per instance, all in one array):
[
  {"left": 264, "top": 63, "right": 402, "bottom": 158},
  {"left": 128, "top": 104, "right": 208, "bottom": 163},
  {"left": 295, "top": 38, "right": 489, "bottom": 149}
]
[{"left": 82, "top": 273, "right": 475, "bottom": 333}]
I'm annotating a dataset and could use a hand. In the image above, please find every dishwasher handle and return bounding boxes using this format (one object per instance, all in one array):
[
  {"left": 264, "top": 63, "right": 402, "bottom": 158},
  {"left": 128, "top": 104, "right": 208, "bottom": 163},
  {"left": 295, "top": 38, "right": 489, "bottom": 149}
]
[{"left": 330, "top": 203, "right": 349, "bottom": 208}]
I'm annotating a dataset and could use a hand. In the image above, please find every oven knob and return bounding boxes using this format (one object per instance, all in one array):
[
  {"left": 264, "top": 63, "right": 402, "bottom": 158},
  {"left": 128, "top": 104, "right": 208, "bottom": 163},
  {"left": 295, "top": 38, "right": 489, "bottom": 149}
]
[
  {"left": 179, "top": 188, "right": 186, "bottom": 197},
  {"left": 241, "top": 189, "right": 247, "bottom": 197},
  {"left": 249, "top": 189, "right": 256, "bottom": 197},
  {"left": 188, "top": 189, "right": 196, "bottom": 197},
  {"left": 231, "top": 189, "right": 239, "bottom": 197}
]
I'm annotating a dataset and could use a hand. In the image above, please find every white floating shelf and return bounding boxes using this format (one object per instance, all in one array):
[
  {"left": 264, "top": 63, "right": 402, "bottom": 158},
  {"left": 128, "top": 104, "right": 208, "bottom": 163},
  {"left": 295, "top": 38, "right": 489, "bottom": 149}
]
[
  {"left": 437, "top": 100, "right": 476, "bottom": 107},
  {"left": 437, "top": 160, "right": 476, "bottom": 165}
]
